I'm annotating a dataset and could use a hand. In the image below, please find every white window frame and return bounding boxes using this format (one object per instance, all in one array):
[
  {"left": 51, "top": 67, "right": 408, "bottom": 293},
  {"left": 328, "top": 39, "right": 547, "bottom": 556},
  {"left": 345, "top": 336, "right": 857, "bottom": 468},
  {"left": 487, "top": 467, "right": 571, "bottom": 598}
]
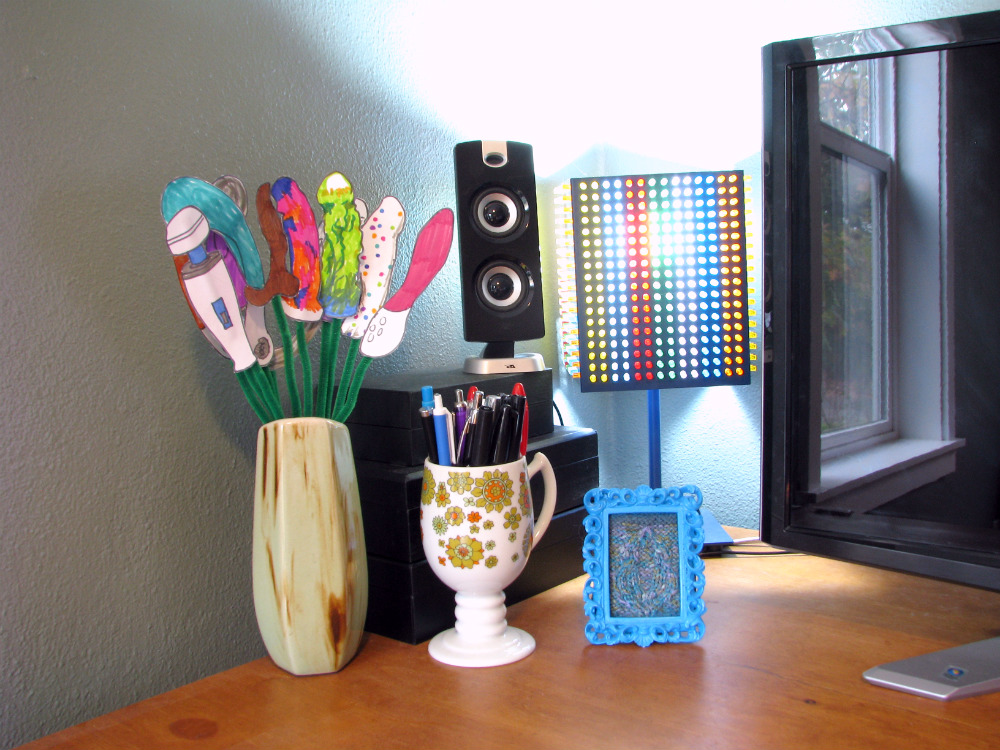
[
  {"left": 817, "top": 125, "right": 893, "bottom": 457},
  {"left": 805, "top": 50, "right": 965, "bottom": 511}
]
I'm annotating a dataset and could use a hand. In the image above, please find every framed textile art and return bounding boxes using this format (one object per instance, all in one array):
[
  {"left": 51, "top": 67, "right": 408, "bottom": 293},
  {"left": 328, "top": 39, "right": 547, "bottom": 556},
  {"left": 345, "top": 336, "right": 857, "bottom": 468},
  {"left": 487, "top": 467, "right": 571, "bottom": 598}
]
[{"left": 582, "top": 485, "right": 706, "bottom": 646}]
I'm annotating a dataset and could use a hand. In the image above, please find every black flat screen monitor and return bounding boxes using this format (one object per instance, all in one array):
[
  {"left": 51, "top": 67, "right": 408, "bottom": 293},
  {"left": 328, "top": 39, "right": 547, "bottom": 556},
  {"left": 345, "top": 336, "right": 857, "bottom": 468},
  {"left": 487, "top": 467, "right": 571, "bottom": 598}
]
[{"left": 762, "top": 9, "right": 1000, "bottom": 593}]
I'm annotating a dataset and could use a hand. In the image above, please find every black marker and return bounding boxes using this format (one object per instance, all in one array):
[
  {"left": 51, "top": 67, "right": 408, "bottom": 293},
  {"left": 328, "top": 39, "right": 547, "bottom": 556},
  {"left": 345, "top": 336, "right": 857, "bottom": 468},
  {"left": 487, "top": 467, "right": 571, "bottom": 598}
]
[
  {"left": 419, "top": 385, "right": 438, "bottom": 463},
  {"left": 507, "top": 394, "right": 526, "bottom": 461},
  {"left": 490, "top": 403, "right": 516, "bottom": 464},
  {"left": 469, "top": 405, "right": 495, "bottom": 466},
  {"left": 420, "top": 406, "right": 438, "bottom": 464}
]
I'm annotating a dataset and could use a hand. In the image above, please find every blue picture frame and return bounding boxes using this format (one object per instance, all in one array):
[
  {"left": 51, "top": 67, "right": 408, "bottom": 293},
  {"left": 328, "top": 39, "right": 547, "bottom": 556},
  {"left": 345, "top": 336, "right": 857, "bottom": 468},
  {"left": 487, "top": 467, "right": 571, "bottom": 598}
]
[{"left": 582, "top": 485, "right": 706, "bottom": 646}]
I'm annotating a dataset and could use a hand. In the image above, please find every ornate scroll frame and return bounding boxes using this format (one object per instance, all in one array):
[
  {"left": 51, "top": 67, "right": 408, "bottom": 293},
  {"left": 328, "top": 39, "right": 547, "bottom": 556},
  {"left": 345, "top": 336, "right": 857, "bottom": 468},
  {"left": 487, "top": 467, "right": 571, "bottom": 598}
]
[{"left": 582, "top": 485, "right": 706, "bottom": 646}]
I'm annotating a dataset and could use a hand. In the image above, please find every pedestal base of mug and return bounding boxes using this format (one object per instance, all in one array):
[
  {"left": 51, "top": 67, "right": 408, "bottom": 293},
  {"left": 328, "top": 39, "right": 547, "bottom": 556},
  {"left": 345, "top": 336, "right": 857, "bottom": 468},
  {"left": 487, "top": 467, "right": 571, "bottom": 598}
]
[
  {"left": 427, "top": 590, "right": 535, "bottom": 667},
  {"left": 428, "top": 626, "right": 535, "bottom": 667}
]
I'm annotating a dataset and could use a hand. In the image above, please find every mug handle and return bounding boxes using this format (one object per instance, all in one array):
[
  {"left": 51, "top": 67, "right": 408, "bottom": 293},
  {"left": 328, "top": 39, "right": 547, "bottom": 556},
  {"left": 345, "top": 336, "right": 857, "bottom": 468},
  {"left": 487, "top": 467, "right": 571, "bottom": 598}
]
[{"left": 526, "top": 452, "right": 557, "bottom": 548}]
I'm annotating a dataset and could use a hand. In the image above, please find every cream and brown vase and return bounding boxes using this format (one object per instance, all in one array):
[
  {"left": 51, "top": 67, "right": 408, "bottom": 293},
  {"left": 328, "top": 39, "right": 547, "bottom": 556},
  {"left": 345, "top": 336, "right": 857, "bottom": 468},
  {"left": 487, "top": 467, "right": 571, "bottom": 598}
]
[{"left": 252, "top": 417, "right": 368, "bottom": 675}]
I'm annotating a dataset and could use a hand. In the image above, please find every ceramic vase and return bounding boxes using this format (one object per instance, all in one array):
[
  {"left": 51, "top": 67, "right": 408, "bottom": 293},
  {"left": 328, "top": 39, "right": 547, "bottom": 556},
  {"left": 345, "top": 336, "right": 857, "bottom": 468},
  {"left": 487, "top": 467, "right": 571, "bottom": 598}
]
[
  {"left": 420, "top": 452, "right": 557, "bottom": 667},
  {"left": 252, "top": 417, "right": 368, "bottom": 675}
]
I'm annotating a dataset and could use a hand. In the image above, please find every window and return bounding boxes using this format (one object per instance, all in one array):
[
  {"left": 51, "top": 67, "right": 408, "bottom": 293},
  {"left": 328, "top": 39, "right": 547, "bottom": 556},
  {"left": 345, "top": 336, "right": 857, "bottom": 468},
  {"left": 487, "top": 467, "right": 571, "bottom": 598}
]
[
  {"left": 802, "top": 50, "right": 965, "bottom": 511},
  {"left": 817, "top": 59, "right": 892, "bottom": 454}
]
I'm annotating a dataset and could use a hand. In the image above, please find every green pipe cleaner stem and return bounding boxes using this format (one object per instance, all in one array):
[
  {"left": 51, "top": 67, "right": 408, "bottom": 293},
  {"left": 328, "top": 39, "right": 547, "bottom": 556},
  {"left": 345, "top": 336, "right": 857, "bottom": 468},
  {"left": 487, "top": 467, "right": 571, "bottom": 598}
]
[
  {"left": 244, "top": 365, "right": 278, "bottom": 422},
  {"left": 272, "top": 298, "right": 301, "bottom": 418},
  {"left": 333, "top": 336, "right": 360, "bottom": 418},
  {"left": 235, "top": 369, "right": 270, "bottom": 424},
  {"left": 295, "top": 321, "right": 313, "bottom": 417},
  {"left": 318, "top": 321, "right": 340, "bottom": 420},
  {"left": 332, "top": 354, "right": 371, "bottom": 424},
  {"left": 316, "top": 323, "right": 330, "bottom": 418},
  {"left": 264, "top": 365, "right": 281, "bottom": 416},
  {"left": 325, "top": 344, "right": 340, "bottom": 419},
  {"left": 251, "top": 363, "right": 283, "bottom": 421}
]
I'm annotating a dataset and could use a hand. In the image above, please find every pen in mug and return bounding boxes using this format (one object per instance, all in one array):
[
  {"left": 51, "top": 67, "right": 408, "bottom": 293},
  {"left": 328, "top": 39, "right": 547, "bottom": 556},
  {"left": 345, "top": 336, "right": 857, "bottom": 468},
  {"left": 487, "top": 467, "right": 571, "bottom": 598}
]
[
  {"left": 468, "top": 402, "right": 495, "bottom": 466},
  {"left": 432, "top": 392, "right": 455, "bottom": 466},
  {"left": 507, "top": 393, "right": 526, "bottom": 461},
  {"left": 512, "top": 382, "right": 529, "bottom": 457},
  {"left": 468, "top": 388, "right": 482, "bottom": 411},
  {"left": 454, "top": 389, "right": 467, "bottom": 438},
  {"left": 456, "top": 408, "right": 477, "bottom": 466},
  {"left": 420, "top": 385, "right": 438, "bottom": 464},
  {"left": 490, "top": 402, "right": 516, "bottom": 464}
]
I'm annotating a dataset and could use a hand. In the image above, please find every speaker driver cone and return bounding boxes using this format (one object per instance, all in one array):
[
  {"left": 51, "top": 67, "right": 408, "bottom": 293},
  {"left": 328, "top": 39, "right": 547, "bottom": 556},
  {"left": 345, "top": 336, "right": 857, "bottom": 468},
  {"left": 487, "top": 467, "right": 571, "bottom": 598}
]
[
  {"left": 472, "top": 188, "right": 525, "bottom": 239},
  {"left": 475, "top": 260, "right": 531, "bottom": 312}
]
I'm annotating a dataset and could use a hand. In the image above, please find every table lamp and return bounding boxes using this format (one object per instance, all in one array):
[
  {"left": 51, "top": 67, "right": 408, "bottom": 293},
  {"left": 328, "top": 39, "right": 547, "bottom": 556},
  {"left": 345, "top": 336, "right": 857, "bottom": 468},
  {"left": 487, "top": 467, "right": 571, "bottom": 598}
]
[{"left": 556, "top": 170, "right": 756, "bottom": 486}]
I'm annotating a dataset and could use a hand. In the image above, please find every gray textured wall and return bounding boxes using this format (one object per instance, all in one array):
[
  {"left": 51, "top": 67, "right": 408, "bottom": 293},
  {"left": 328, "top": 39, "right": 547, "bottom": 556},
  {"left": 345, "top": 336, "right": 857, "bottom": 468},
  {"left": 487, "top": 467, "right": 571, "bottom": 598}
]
[{"left": 2, "top": 0, "right": 991, "bottom": 745}]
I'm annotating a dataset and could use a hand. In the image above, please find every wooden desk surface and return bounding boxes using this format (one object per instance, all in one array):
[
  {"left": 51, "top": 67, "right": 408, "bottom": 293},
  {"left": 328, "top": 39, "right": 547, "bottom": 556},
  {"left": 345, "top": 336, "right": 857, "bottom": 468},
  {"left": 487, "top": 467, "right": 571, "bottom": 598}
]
[{"left": 22, "top": 541, "right": 1000, "bottom": 749}]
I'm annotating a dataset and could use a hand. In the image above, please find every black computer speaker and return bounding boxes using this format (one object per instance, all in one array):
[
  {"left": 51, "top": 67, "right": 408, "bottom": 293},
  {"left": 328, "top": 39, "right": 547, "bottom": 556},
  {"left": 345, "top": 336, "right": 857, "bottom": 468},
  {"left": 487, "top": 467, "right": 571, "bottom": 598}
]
[{"left": 454, "top": 141, "right": 545, "bottom": 349}]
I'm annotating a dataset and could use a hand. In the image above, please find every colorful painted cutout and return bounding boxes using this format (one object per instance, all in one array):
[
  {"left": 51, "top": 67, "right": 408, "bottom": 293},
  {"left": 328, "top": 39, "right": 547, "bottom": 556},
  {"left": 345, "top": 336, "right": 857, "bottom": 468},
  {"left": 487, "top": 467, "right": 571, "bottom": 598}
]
[
  {"left": 162, "top": 175, "right": 276, "bottom": 367},
  {"left": 212, "top": 176, "right": 274, "bottom": 366},
  {"left": 242, "top": 304, "right": 274, "bottom": 367},
  {"left": 342, "top": 196, "right": 405, "bottom": 339},
  {"left": 272, "top": 177, "right": 323, "bottom": 322},
  {"left": 160, "top": 177, "right": 265, "bottom": 289},
  {"left": 316, "top": 172, "right": 364, "bottom": 320},
  {"left": 173, "top": 231, "right": 265, "bottom": 361},
  {"left": 247, "top": 182, "right": 300, "bottom": 308},
  {"left": 360, "top": 208, "right": 453, "bottom": 358},
  {"left": 164, "top": 206, "right": 257, "bottom": 371},
  {"left": 162, "top": 170, "right": 450, "bottom": 382}
]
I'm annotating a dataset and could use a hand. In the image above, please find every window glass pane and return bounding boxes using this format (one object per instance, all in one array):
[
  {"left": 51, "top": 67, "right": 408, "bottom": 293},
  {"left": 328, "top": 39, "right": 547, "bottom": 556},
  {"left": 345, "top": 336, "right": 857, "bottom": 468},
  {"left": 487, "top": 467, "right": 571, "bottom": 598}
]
[
  {"left": 821, "top": 150, "right": 887, "bottom": 434},
  {"left": 818, "top": 60, "right": 875, "bottom": 146}
]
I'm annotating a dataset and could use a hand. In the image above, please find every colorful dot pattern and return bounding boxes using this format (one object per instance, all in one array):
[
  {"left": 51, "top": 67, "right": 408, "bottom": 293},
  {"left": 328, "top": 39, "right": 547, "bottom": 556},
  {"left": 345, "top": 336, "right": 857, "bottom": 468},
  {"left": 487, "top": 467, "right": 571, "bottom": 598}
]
[
  {"left": 570, "top": 171, "right": 751, "bottom": 392},
  {"left": 357, "top": 207, "right": 400, "bottom": 319},
  {"left": 341, "top": 197, "right": 405, "bottom": 339}
]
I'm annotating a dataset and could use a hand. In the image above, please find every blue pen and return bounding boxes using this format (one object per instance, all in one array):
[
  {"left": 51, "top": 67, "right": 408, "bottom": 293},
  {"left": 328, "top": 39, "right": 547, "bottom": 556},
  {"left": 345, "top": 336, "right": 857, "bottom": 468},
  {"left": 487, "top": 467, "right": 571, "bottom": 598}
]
[
  {"left": 421, "top": 385, "right": 435, "bottom": 412},
  {"left": 432, "top": 393, "right": 454, "bottom": 466}
]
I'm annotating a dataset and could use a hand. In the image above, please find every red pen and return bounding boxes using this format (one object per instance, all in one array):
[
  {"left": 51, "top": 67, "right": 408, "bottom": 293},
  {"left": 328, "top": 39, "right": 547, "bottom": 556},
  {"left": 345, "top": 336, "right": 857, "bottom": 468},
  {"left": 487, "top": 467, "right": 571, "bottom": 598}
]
[{"left": 512, "top": 382, "right": 528, "bottom": 457}]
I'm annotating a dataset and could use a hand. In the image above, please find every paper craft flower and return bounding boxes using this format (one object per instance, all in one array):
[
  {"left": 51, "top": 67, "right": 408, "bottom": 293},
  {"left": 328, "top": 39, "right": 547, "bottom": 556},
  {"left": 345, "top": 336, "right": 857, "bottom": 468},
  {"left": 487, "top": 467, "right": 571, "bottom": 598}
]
[
  {"left": 316, "top": 172, "right": 364, "bottom": 321},
  {"left": 160, "top": 170, "right": 452, "bottom": 426},
  {"left": 358, "top": 208, "right": 453, "bottom": 358},
  {"left": 272, "top": 177, "right": 323, "bottom": 322},
  {"left": 342, "top": 196, "right": 405, "bottom": 337},
  {"left": 161, "top": 178, "right": 271, "bottom": 373}
]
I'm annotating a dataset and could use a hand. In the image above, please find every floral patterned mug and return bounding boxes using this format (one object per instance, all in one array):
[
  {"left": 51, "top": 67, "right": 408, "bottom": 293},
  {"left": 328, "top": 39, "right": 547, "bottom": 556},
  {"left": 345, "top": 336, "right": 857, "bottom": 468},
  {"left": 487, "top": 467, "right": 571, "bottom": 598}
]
[{"left": 420, "top": 452, "right": 556, "bottom": 667}]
